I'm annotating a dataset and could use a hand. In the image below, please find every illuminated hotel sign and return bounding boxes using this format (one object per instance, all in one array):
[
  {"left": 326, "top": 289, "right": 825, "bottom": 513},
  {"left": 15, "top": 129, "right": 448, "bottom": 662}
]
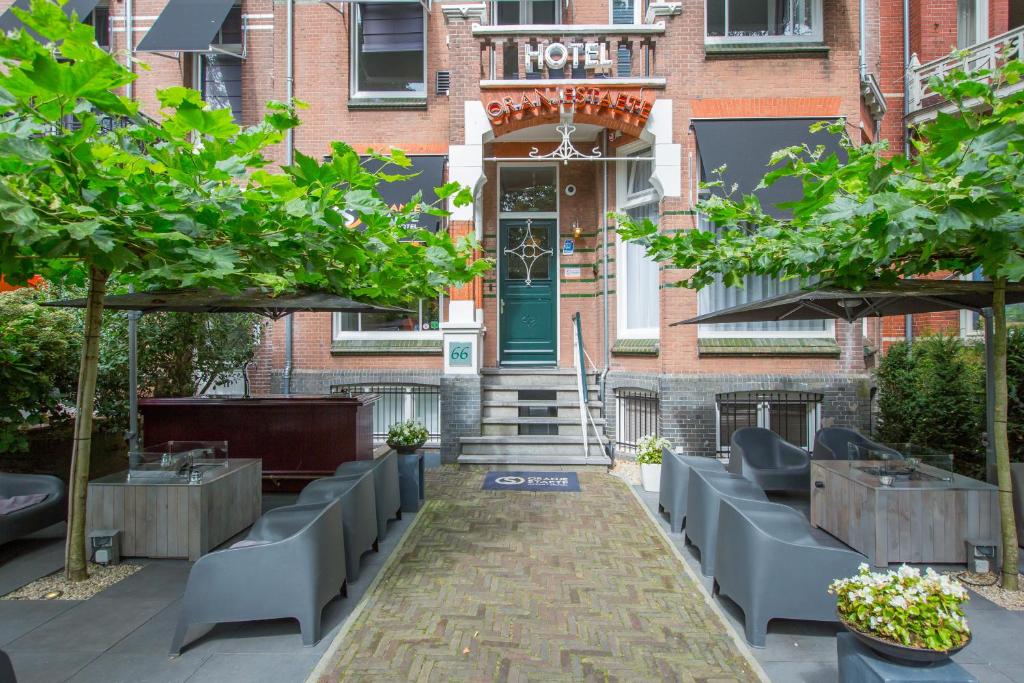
[{"left": 485, "top": 86, "right": 654, "bottom": 133}]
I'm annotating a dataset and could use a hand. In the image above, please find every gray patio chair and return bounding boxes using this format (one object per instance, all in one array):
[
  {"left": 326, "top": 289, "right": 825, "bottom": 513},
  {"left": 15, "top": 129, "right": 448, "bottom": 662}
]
[
  {"left": 685, "top": 467, "right": 768, "bottom": 577},
  {"left": 728, "top": 427, "right": 811, "bottom": 493},
  {"left": 335, "top": 452, "right": 401, "bottom": 540},
  {"left": 296, "top": 472, "right": 377, "bottom": 581},
  {"left": 812, "top": 427, "right": 903, "bottom": 461},
  {"left": 713, "top": 497, "right": 866, "bottom": 647},
  {"left": 0, "top": 473, "right": 65, "bottom": 547},
  {"left": 658, "top": 448, "right": 725, "bottom": 533},
  {"left": 169, "top": 500, "right": 346, "bottom": 655}
]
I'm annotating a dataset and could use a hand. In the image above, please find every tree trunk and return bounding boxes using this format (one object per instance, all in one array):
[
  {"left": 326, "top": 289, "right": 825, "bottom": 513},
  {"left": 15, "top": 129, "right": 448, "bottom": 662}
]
[
  {"left": 993, "top": 277, "right": 1019, "bottom": 591},
  {"left": 64, "top": 266, "right": 108, "bottom": 582}
]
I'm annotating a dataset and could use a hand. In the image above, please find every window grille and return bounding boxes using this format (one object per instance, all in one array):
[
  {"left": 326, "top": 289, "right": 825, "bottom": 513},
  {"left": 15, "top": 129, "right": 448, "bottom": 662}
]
[
  {"left": 715, "top": 390, "right": 822, "bottom": 456},
  {"left": 331, "top": 384, "right": 441, "bottom": 445},
  {"left": 615, "top": 389, "right": 659, "bottom": 455}
]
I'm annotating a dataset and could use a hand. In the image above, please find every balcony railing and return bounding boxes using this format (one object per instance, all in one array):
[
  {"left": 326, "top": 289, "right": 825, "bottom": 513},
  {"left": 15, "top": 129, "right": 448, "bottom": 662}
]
[
  {"left": 907, "top": 25, "right": 1024, "bottom": 116},
  {"left": 472, "top": 23, "right": 666, "bottom": 84}
]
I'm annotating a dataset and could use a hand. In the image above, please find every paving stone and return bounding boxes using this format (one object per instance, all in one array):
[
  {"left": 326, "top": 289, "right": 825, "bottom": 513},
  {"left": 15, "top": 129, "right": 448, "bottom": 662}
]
[
  {"left": 186, "top": 653, "right": 322, "bottom": 683},
  {"left": 316, "top": 465, "right": 762, "bottom": 682},
  {"left": 0, "top": 600, "right": 80, "bottom": 646}
]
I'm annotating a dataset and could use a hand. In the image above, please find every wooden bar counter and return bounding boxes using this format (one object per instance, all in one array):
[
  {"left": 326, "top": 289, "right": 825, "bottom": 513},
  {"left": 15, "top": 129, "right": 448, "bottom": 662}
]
[{"left": 139, "top": 394, "right": 378, "bottom": 492}]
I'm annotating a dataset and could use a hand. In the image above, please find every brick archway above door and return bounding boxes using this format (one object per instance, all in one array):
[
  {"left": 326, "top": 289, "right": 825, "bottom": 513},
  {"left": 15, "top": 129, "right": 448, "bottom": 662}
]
[{"left": 482, "top": 85, "right": 656, "bottom": 139}]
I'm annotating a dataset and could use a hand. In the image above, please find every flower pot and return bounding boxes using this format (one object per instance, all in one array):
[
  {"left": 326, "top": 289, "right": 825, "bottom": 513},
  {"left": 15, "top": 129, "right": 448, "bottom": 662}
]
[
  {"left": 839, "top": 619, "right": 971, "bottom": 665},
  {"left": 390, "top": 443, "right": 422, "bottom": 455},
  {"left": 640, "top": 463, "right": 661, "bottom": 492}
]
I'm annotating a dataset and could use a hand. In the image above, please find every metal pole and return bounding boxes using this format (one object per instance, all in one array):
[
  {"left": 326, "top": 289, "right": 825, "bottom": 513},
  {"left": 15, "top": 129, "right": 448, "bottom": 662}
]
[
  {"left": 983, "top": 309, "right": 997, "bottom": 483},
  {"left": 124, "top": 0, "right": 133, "bottom": 100},
  {"left": 282, "top": 0, "right": 295, "bottom": 396}
]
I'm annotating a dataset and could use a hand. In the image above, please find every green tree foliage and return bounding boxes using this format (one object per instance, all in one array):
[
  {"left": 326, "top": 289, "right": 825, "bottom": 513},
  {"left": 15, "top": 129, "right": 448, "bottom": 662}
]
[
  {"left": 1009, "top": 328, "right": 1024, "bottom": 461},
  {"left": 874, "top": 342, "right": 918, "bottom": 446},
  {"left": 618, "top": 55, "right": 1024, "bottom": 587},
  {"left": 0, "top": 0, "right": 487, "bottom": 580}
]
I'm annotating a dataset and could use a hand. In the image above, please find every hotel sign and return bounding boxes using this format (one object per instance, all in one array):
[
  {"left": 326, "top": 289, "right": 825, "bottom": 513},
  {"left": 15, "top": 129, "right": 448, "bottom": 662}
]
[
  {"left": 523, "top": 41, "right": 615, "bottom": 74},
  {"left": 485, "top": 86, "right": 654, "bottom": 133}
]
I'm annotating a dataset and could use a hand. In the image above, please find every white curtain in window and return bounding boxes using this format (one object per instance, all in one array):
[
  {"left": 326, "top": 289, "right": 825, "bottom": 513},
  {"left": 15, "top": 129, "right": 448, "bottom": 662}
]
[{"left": 624, "top": 204, "right": 659, "bottom": 332}]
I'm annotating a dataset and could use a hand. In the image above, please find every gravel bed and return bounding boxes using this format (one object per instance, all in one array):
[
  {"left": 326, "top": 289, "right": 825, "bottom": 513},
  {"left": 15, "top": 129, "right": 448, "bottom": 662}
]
[
  {"left": 2, "top": 562, "right": 143, "bottom": 601},
  {"left": 610, "top": 459, "right": 640, "bottom": 485},
  {"left": 944, "top": 570, "right": 1024, "bottom": 611}
]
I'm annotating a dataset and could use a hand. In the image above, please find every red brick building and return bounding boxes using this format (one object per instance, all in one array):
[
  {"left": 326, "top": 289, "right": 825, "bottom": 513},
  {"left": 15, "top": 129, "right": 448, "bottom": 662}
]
[{"left": 4, "top": 0, "right": 1020, "bottom": 463}]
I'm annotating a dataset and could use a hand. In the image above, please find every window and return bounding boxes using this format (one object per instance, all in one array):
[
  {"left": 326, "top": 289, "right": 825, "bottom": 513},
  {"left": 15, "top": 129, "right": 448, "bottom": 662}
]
[
  {"left": 611, "top": 0, "right": 638, "bottom": 76},
  {"left": 492, "top": 0, "right": 560, "bottom": 24},
  {"left": 615, "top": 389, "right": 660, "bottom": 455},
  {"left": 957, "top": 0, "right": 988, "bottom": 48},
  {"left": 705, "top": 0, "right": 823, "bottom": 43},
  {"left": 88, "top": 5, "right": 110, "bottom": 50},
  {"left": 200, "top": 55, "right": 243, "bottom": 124},
  {"left": 333, "top": 296, "right": 445, "bottom": 338},
  {"left": 499, "top": 166, "right": 557, "bottom": 214},
  {"left": 616, "top": 148, "right": 660, "bottom": 338},
  {"left": 352, "top": 3, "right": 426, "bottom": 98},
  {"left": 716, "top": 391, "right": 822, "bottom": 455}
]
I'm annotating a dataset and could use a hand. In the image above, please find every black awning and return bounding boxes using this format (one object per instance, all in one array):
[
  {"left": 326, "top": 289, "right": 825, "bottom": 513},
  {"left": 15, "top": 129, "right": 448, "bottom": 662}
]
[
  {"left": 0, "top": 0, "right": 99, "bottom": 36},
  {"left": 361, "top": 155, "right": 446, "bottom": 232},
  {"left": 136, "top": 0, "right": 235, "bottom": 52},
  {"left": 692, "top": 118, "right": 845, "bottom": 218}
]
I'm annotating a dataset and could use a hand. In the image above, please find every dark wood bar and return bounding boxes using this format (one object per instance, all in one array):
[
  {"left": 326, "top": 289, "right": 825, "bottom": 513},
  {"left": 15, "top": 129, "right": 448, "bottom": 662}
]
[{"left": 139, "top": 395, "right": 378, "bottom": 492}]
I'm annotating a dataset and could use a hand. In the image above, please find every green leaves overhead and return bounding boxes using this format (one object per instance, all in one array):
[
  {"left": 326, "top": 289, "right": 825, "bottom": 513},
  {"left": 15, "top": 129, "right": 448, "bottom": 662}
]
[{"left": 0, "top": 0, "right": 489, "bottom": 304}]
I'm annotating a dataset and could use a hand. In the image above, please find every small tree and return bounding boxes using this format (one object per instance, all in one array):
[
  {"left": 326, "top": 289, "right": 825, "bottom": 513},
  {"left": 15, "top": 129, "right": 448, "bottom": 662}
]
[
  {"left": 0, "top": 1, "right": 487, "bottom": 580},
  {"left": 619, "top": 57, "right": 1024, "bottom": 588}
]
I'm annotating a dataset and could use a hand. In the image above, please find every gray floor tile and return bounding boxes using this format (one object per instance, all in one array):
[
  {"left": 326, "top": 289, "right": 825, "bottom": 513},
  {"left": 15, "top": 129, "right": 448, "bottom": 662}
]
[
  {"left": 957, "top": 662, "right": 1020, "bottom": 683},
  {"left": 185, "top": 653, "right": 322, "bottom": 683},
  {"left": 68, "top": 653, "right": 210, "bottom": 683},
  {"left": 4, "top": 650, "right": 97, "bottom": 683},
  {"left": 0, "top": 600, "right": 80, "bottom": 646},
  {"left": 6, "top": 597, "right": 171, "bottom": 653},
  {"left": 0, "top": 526, "right": 65, "bottom": 596},
  {"left": 761, "top": 660, "right": 837, "bottom": 683},
  {"left": 93, "top": 561, "right": 190, "bottom": 601}
]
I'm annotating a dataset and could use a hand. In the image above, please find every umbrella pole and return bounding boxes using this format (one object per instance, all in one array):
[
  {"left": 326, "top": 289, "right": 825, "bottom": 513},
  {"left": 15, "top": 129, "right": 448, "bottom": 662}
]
[
  {"left": 983, "top": 308, "right": 996, "bottom": 484},
  {"left": 127, "top": 309, "right": 140, "bottom": 452}
]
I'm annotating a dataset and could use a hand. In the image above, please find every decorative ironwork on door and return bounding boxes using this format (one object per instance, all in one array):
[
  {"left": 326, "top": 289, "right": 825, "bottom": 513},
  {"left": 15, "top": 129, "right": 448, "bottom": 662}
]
[{"left": 503, "top": 218, "right": 552, "bottom": 286}]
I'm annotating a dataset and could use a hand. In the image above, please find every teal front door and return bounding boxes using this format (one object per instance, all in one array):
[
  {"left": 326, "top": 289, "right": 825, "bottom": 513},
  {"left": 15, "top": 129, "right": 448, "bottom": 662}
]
[{"left": 499, "top": 218, "right": 557, "bottom": 365}]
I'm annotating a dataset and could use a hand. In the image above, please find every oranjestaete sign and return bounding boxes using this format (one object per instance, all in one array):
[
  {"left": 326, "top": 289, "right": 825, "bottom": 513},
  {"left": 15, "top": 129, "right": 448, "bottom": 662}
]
[{"left": 485, "top": 86, "right": 653, "bottom": 134}]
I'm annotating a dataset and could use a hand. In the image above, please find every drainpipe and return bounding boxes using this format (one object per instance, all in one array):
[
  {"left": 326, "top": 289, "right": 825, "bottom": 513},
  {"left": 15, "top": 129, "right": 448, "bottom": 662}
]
[
  {"left": 859, "top": 0, "right": 867, "bottom": 81},
  {"left": 902, "top": 0, "right": 913, "bottom": 345},
  {"left": 601, "top": 135, "right": 610, "bottom": 374},
  {"left": 124, "top": 0, "right": 133, "bottom": 99},
  {"left": 282, "top": 0, "right": 296, "bottom": 395}
]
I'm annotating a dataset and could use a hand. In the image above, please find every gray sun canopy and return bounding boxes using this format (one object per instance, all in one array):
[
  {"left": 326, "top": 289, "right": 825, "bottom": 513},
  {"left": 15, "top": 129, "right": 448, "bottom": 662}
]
[
  {"left": 136, "top": 0, "right": 235, "bottom": 52},
  {"left": 0, "top": 0, "right": 100, "bottom": 35}
]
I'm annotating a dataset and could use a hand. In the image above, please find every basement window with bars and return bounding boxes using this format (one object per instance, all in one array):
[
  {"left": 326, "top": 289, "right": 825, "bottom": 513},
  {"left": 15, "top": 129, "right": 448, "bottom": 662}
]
[
  {"left": 331, "top": 384, "right": 441, "bottom": 445},
  {"left": 705, "top": 0, "right": 823, "bottom": 44},
  {"left": 615, "top": 389, "right": 660, "bottom": 456},
  {"left": 715, "top": 390, "right": 822, "bottom": 456}
]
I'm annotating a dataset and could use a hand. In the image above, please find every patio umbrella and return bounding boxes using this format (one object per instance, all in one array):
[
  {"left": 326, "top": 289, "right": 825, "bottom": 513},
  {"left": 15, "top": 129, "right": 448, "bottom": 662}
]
[
  {"left": 673, "top": 280, "right": 1024, "bottom": 326},
  {"left": 675, "top": 278, "right": 1024, "bottom": 480},
  {"left": 43, "top": 288, "right": 409, "bottom": 449},
  {"left": 42, "top": 288, "right": 407, "bottom": 320}
]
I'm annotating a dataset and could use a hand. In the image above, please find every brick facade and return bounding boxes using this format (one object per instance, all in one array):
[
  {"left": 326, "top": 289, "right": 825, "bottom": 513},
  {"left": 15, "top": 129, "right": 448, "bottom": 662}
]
[{"left": 8, "top": 0, "right": 1015, "bottom": 459}]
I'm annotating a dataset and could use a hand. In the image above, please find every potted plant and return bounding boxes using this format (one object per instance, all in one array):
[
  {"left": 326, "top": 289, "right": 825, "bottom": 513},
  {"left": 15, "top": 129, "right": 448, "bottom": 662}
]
[
  {"left": 636, "top": 435, "right": 671, "bottom": 493},
  {"left": 830, "top": 564, "right": 971, "bottom": 664},
  {"left": 386, "top": 420, "right": 429, "bottom": 455}
]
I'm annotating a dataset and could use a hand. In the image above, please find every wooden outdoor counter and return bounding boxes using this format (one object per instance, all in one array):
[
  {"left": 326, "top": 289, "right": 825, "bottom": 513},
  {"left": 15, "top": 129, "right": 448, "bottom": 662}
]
[{"left": 139, "top": 394, "right": 378, "bottom": 492}]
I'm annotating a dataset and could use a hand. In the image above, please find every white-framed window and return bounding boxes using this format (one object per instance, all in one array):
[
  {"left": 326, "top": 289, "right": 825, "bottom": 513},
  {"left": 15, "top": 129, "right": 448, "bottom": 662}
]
[
  {"left": 87, "top": 3, "right": 111, "bottom": 50},
  {"left": 616, "top": 146, "right": 661, "bottom": 339},
  {"left": 333, "top": 295, "right": 446, "bottom": 340},
  {"left": 610, "top": 0, "right": 641, "bottom": 76},
  {"left": 187, "top": 7, "right": 243, "bottom": 123},
  {"left": 705, "top": 0, "right": 824, "bottom": 44},
  {"left": 957, "top": 0, "right": 989, "bottom": 48},
  {"left": 351, "top": 2, "right": 426, "bottom": 99}
]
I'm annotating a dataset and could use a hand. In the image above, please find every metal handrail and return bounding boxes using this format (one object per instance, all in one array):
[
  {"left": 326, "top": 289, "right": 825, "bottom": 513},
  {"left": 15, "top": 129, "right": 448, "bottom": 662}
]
[{"left": 572, "top": 312, "right": 610, "bottom": 462}]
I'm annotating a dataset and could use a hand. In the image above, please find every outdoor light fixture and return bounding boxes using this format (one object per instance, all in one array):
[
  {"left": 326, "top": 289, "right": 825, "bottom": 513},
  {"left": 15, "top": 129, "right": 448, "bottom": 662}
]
[
  {"left": 838, "top": 298, "right": 863, "bottom": 310},
  {"left": 572, "top": 219, "right": 583, "bottom": 239},
  {"left": 89, "top": 529, "right": 122, "bottom": 566}
]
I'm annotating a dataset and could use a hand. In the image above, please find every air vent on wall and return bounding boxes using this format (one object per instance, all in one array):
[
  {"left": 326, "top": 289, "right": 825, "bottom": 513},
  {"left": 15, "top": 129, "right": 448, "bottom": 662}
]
[{"left": 435, "top": 70, "right": 451, "bottom": 96}]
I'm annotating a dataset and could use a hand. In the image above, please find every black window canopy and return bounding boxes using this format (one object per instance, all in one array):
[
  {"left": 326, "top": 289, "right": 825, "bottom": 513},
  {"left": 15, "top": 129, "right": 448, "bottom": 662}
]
[
  {"left": 136, "top": 0, "right": 238, "bottom": 53},
  {"left": 692, "top": 118, "right": 845, "bottom": 218},
  {"left": 359, "top": 155, "right": 446, "bottom": 232},
  {"left": 0, "top": 0, "right": 100, "bottom": 37}
]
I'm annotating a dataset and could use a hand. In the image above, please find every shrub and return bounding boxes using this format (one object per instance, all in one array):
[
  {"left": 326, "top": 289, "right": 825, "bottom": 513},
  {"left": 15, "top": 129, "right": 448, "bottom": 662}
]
[
  {"left": 875, "top": 342, "right": 918, "bottom": 446},
  {"left": 1008, "top": 327, "right": 1024, "bottom": 462},
  {"left": 830, "top": 564, "right": 970, "bottom": 652},
  {"left": 635, "top": 434, "right": 670, "bottom": 464},
  {"left": 0, "top": 288, "right": 81, "bottom": 453}
]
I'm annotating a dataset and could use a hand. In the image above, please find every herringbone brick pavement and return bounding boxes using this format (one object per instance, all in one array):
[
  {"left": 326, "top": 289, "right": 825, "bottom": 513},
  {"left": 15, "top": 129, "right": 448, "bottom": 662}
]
[{"left": 316, "top": 466, "right": 762, "bottom": 683}]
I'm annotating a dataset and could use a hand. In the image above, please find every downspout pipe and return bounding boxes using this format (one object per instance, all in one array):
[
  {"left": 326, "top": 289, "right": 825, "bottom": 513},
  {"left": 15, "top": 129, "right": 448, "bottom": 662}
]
[
  {"left": 859, "top": 0, "right": 867, "bottom": 81},
  {"left": 282, "top": 0, "right": 296, "bottom": 395},
  {"left": 902, "top": 0, "right": 913, "bottom": 344},
  {"left": 124, "top": 0, "right": 133, "bottom": 99}
]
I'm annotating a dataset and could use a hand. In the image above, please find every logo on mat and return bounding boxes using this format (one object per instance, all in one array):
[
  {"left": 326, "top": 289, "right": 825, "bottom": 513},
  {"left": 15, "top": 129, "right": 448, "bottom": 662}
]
[{"left": 494, "top": 476, "right": 526, "bottom": 485}]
